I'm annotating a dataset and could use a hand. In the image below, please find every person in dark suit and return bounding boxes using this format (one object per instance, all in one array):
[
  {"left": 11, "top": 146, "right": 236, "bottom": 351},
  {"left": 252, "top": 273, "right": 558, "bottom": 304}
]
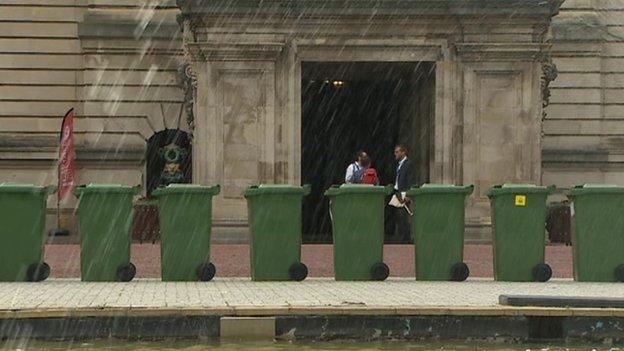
[
  {"left": 394, "top": 145, "right": 414, "bottom": 199},
  {"left": 392, "top": 144, "right": 415, "bottom": 242}
]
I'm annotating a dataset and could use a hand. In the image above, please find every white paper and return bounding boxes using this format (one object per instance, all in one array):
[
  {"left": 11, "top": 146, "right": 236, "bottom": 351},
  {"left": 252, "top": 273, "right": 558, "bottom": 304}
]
[{"left": 388, "top": 194, "right": 403, "bottom": 208}]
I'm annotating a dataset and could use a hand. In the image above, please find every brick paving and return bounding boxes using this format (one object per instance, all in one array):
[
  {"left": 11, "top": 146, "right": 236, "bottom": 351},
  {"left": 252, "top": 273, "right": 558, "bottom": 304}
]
[
  {"left": 0, "top": 279, "right": 619, "bottom": 311},
  {"left": 1, "top": 244, "right": 611, "bottom": 318},
  {"left": 43, "top": 244, "right": 573, "bottom": 279}
]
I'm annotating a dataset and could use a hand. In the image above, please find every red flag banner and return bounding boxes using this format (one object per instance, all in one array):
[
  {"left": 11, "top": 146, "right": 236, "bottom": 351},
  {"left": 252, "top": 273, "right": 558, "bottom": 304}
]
[{"left": 58, "top": 108, "right": 75, "bottom": 201}]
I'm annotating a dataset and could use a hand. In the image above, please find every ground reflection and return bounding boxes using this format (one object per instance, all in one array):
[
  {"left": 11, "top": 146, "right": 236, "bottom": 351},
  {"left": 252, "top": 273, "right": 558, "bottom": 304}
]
[{"left": 1, "top": 340, "right": 618, "bottom": 351}]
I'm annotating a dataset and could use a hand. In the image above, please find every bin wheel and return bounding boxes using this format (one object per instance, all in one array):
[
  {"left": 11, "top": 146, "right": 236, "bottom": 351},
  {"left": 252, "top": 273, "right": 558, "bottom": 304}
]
[
  {"left": 450, "top": 262, "right": 470, "bottom": 282},
  {"left": 615, "top": 264, "right": 624, "bottom": 282},
  {"left": 26, "top": 262, "right": 50, "bottom": 282},
  {"left": 532, "top": 263, "right": 552, "bottom": 282},
  {"left": 197, "top": 262, "right": 216, "bottom": 282},
  {"left": 371, "top": 262, "right": 389, "bottom": 281},
  {"left": 289, "top": 262, "right": 308, "bottom": 281},
  {"left": 116, "top": 263, "right": 136, "bottom": 282}
]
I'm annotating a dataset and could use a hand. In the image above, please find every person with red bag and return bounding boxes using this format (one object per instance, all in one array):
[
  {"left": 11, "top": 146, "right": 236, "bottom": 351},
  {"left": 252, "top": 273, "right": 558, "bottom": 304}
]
[
  {"left": 359, "top": 155, "right": 379, "bottom": 185},
  {"left": 345, "top": 151, "right": 379, "bottom": 185}
]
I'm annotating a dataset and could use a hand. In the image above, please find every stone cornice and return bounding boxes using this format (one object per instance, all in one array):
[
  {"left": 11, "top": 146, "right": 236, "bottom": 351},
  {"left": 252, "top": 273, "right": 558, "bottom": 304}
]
[
  {"left": 177, "top": 0, "right": 563, "bottom": 19},
  {"left": 455, "top": 43, "right": 549, "bottom": 62},
  {"left": 77, "top": 12, "right": 183, "bottom": 55},
  {"left": 187, "top": 41, "right": 286, "bottom": 61},
  {"left": 176, "top": 1, "right": 562, "bottom": 62},
  {"left": 78, "top": 13, "right": 181, "bottom": 41}
]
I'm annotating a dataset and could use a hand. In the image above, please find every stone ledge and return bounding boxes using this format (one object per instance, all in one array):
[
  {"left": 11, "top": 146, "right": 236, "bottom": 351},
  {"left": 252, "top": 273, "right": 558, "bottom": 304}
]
[
  {"left": 501, "top": 295, "right": 624, "bottom": 309},
  {"left": 220, "top": 316, "right": 276, "bottom": 338},
  {"left": 177, "top": 0, "right": 563, "bottom": 18},
  {"left": 78, "top": 12, "right": 181, "bottom": 40},
  {"left": 0, "top": 313, "right": 621, "bottom": 342},
  {"left": 1, "top": 305, "right": 621, "bottom": 320},
  {"left": 0, "top": 279, "right": 621, "bottom": 341}
]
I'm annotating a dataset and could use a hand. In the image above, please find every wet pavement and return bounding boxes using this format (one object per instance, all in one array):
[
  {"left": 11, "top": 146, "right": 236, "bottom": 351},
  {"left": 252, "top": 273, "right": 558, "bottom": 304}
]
[
  {"left": 0, "top": 278, "right": 620, "bottom": 311},
  {"left": 43, "top": 244, "right": 573, "bottom": 279},
  {"left": 0, "top": 244, "right": 597, "bottom": 316},
  {"left": 0, "top": 246, "right": 614, "bottom": 342},
  {"left": 0, "top": 340, "right": 616, "bottom": 351}
]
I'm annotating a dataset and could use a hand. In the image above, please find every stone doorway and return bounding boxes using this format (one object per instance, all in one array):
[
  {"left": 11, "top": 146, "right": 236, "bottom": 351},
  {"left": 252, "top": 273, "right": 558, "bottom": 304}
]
[
  {"left": 301, "top": 61, "right": 435, "bottom": 243},
  {"left": 177, "top": 0, "right": 562, "bottom": 242}
]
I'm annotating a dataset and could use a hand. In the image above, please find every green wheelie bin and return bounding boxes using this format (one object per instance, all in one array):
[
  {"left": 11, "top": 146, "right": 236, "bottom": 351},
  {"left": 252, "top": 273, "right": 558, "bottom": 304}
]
[
  {"left": 568, "top": 184, "right": 624, "bottom": 282},
  {"left": 487, "top": 184, "right": 555, "bottom": 282},
  {"left": 325, "top": 184, "right": 393, "bottom": 281},
  {"left": 406, "top": 184, "right": 474, "bottom": 281},
  {"left": 0, "top": 183, "right": 55, "bottom": 282},
  {"left": 244, "top": 184, "right": 310, "bottom": 281},
  {"left": 74, "top": 184, "right": 140, "bottom": 282},
  {"left": 152, "top": 184, "right": 220, "bottom": 281}
]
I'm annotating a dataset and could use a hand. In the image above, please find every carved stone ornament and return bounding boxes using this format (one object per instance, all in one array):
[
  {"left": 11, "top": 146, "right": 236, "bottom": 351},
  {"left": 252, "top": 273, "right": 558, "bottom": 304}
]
[
  {"left": 541, "top": 54, "right": 558, "bottom": 118},
  {"left": 175, "top": 14, "right": 200, "bottom": 134},
  {"left": 176, "top": 62, "right": 197, "bottom": 133}
]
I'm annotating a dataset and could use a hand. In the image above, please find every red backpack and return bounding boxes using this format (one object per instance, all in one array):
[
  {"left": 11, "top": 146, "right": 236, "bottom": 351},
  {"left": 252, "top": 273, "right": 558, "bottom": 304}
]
[{"left": 361, "top": 168, "right": 378, "bottom": 185}]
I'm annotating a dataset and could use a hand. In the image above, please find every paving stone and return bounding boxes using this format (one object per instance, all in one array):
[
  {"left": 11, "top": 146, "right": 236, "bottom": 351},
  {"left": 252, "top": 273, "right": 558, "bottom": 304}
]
[
  {"left": 0, "top": 278, "right": 621, "bottom": 312},
  {"left": 43, "top": 244, "right": 574, "bottom": 278}
]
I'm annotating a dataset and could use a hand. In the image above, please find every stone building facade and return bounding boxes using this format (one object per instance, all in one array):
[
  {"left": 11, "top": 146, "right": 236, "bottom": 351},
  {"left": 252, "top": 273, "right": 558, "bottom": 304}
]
[{"left": 0, "top": 0, "right": 622, "bottom": 242}]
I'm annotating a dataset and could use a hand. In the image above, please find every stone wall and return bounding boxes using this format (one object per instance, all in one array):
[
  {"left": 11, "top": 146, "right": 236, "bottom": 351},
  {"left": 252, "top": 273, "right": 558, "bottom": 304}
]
[
  {"left": 546, "top": 0, "right": 624, "bottom": 188},
  {"left": 0, "top": 0, "right": 185, "bottom": 236},
  {"left": 2, "top": 0, "right": 623, "bottom": 243}
]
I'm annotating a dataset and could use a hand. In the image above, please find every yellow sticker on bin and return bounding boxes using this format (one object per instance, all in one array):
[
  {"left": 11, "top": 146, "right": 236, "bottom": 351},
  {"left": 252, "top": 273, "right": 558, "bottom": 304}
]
[{"left": 515, "top": 195, "right": 526, "bottom": 207}]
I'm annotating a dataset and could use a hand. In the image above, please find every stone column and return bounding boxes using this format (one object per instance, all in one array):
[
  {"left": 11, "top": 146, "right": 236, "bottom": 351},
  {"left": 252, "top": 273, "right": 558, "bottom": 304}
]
[
  {"left": 457, "top": 43, "right": 545, "bottom": 234},
  {"left": 189, "top": 34, "right": 286, "bottom": 222}
]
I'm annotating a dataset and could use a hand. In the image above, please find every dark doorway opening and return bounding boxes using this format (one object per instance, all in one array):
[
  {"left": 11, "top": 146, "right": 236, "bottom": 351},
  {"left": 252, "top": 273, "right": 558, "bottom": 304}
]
[
  {"left": 301, "top": 61, "right": 435, "bottom": 243},
  {"left": 145, "top": 129, "right": 192, "bottom": 196}
]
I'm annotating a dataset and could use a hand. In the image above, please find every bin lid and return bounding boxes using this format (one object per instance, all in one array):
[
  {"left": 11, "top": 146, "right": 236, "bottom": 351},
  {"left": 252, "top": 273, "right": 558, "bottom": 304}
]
[
  {"left": 0, "top": 183, "right": 56, "bottom": 194},
  {"left": 569, "top": 183, "right": 624, "bottom": 196},
  {"left": 406, "top": 184, "right": 474, "bottom": 196},
  {"left": 325, "top": 184, "right": 394, "bottom": 197},
  {"left": 73, "top": 183, "right": 140, "bottom": 196},
  {"left": 243, "top": 184, "right": 310, "bottom": 197},
  {"left": 152, "top": 184, "right": 220, "bottom": 196},
  {"left": 486, "top": 183, "right": 555, "bottom": 197}
]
